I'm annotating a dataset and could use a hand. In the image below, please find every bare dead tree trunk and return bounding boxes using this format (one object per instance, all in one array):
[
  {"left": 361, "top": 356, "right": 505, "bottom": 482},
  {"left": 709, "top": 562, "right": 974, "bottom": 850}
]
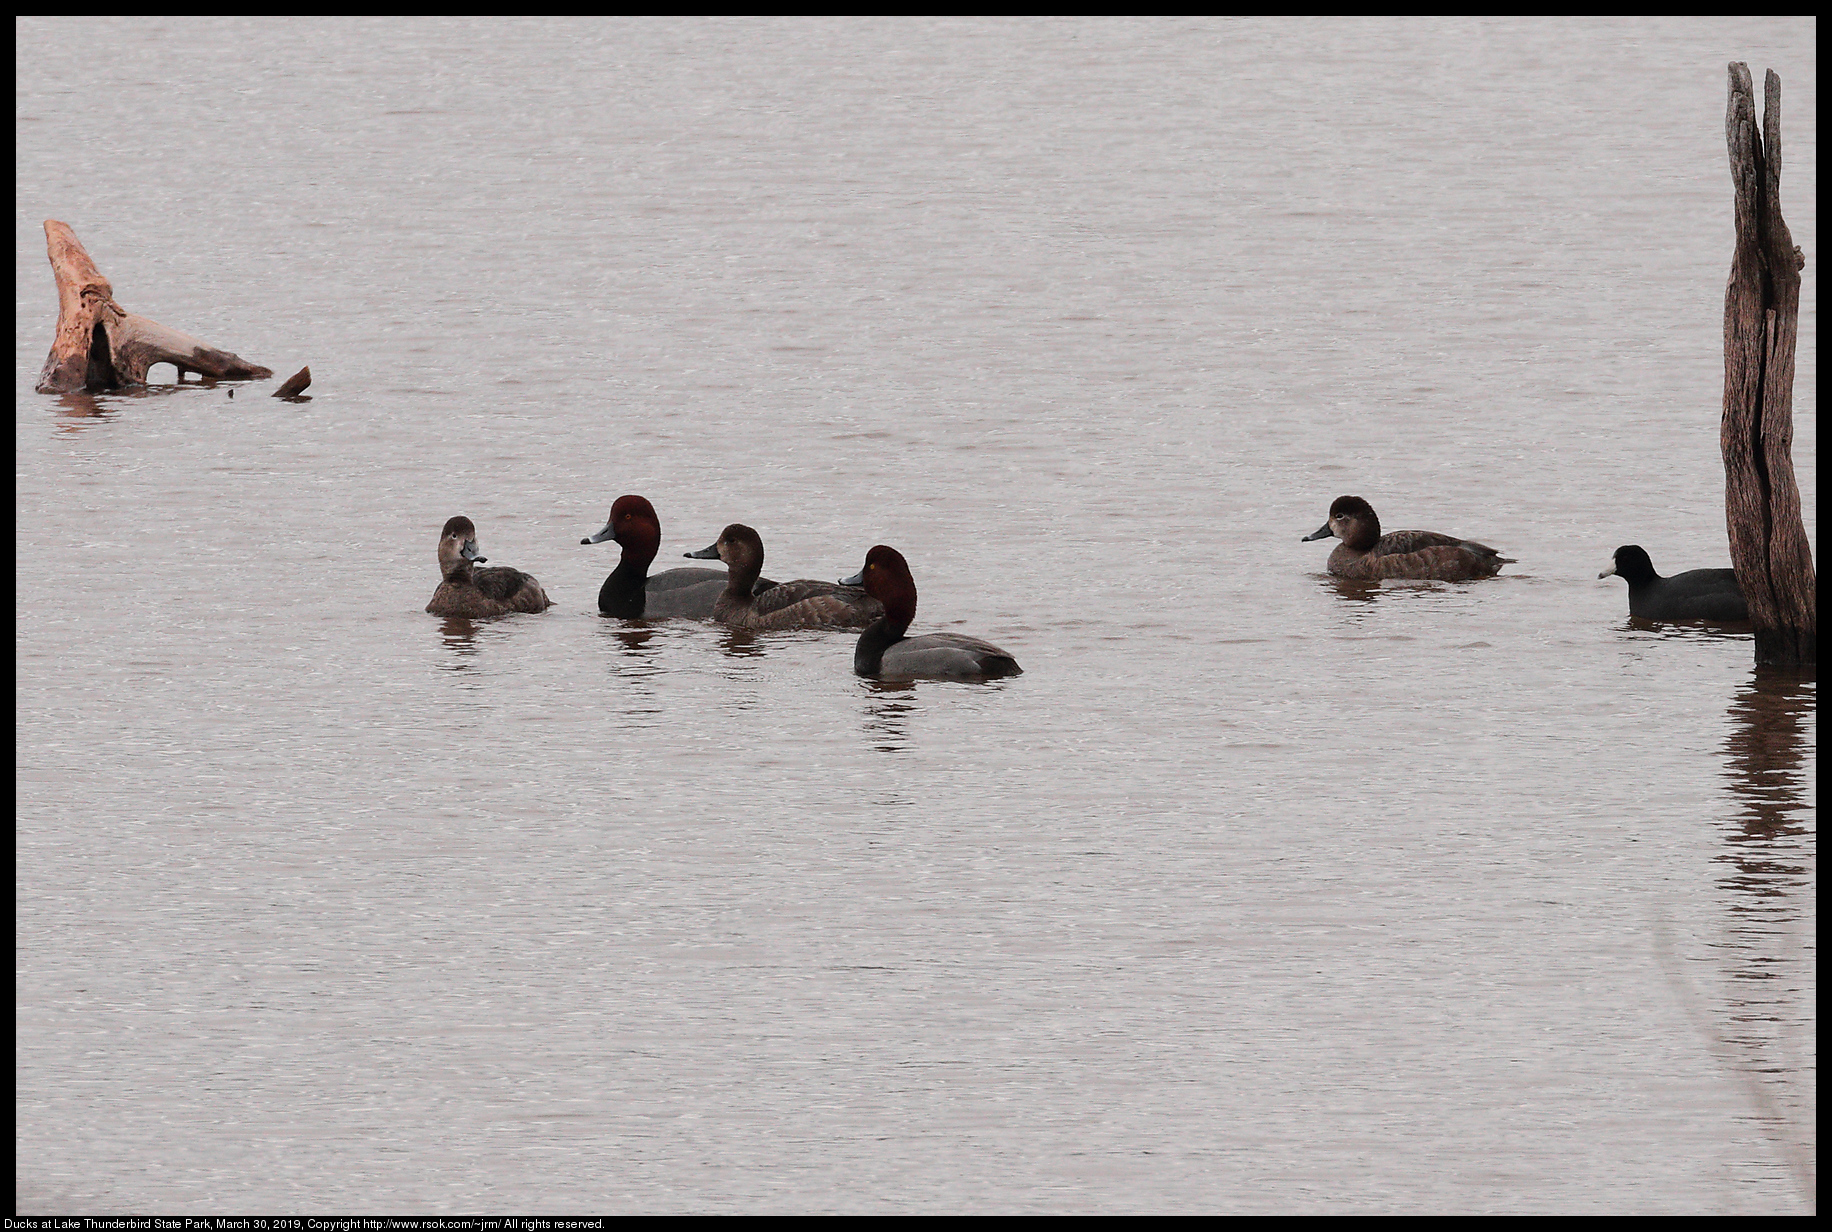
[
  {"left": 1723, "top": 65, "right": 1814, "bottom": 668},
  {"left": 34, "top": 220, "right": 272, "bottom": 394}
]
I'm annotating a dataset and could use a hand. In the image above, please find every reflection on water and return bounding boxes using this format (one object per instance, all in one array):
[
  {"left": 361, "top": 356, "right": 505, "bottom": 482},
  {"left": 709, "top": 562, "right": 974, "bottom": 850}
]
[
  {"left": 1624, "top": 616, "right": 1756, "bottom": 640},
  {"left": 592, "top": 623, "right": 666, "bottom": 711},
  {"left": 50, "top": 383, "right": 236, "bottom": 427},
  {"left": 1710, "top": 666, "right": 1817, "bottom": 1206},
  {"left": 1321, "top": 576, "right": 1463, "bottom": 612},
  {"left": 596, "top": 623, "right": 658, "bottom": 658},
  {"left": 51, "top": 392, "right": 113, "bottom": 426},
  {"left": 861, "top": 684, "right": 917, "bottom": 754},
  {"left": 1323, "top": 577, "right": 1383, "bottom": 606},
  {"left": 1721, "top": 667, "right": 1816, "bottom": 836},
  {"left": 435, "top": 616, "right": 479, "bottom": 665},
  {"left": 716, "top": 627, "right": 767, "bottom": 658}
]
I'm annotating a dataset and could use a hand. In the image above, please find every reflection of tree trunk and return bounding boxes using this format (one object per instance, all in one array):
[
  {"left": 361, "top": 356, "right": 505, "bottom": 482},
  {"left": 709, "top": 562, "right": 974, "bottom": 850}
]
[
  {"left": 1722, "top": 66, "right": 1815, "bottom": 668},
  {"left": 1721, "top": 667, "right": 1815, "bottom": 836},
  {"left": 33, "top": 220, "right": 271, "bottom": 394},
  {"left": 1709, "top": 665, "right": 1816, "bottom": 1205}
]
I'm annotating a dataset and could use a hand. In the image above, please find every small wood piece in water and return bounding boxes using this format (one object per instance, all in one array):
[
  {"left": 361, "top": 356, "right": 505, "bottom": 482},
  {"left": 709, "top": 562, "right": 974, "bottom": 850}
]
[{"left": 273, "top": 366, "right": 312, "bottom": 398}]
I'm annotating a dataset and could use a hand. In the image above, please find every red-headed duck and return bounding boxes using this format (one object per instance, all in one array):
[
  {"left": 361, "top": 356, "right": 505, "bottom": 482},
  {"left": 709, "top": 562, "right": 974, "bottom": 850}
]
[
  {"left": 426, "top": 516, "right": 553, "bottom": 617},
  {"left": 841, "top": 545, "right": 1021, "bottom": 679},
  {"left": 1302, "top": 495, "right": 1513, "bottom": 581},
  {"left": 684, "top": 523, "right": 882, "bottom": 631},
  {"left": 1599, "top": 545, "right": 1748, "bottom": 621},
  {"left": 581, "top": 495, "right": 775, "bottom": 619}
]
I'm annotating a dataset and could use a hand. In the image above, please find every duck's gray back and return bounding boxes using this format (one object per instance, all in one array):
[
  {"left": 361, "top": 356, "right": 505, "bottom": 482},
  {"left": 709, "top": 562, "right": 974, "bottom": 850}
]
[{"left": 878, "top": 633, "right": 1022, "bottom": 679}]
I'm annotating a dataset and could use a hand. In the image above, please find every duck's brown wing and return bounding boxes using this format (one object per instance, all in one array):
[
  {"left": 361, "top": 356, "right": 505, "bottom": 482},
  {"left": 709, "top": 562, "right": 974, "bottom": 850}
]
[
  {"left": 1368, "top": 543, "right": 1510, "bottom": 580},
  {"left": 1371, "top": 529, "right": 1469, "bottom": 556},
  {"left": 474, "top": 565, "right": 534, "bottom": 600},
  {"left": 750, "top": 580, "right": 883, "bottom": 628},
  {"left": 473, "top": 566, "right": 552, "bottom": 611},
  {"left": 428, "top": 581, "right": 507, "bottom": 618}
]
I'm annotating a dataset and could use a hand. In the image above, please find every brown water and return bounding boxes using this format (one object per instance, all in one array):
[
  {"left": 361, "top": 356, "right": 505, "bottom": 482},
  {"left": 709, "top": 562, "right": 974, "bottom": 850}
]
[{"left": 15, "top": 16, "right": 1815, "bottom": 1214}]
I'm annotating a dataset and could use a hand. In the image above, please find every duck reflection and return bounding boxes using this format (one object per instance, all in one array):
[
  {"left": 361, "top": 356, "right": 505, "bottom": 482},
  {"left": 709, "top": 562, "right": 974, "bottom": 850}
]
[
  {"left": 1321, "top": 576, "right": 1453, "bottom": 626},
  {"left": 593, "top": 622, "right": 662, "bottom": 675},
  {"left": 1322, "top": 577, "right": 1383, "bottom": 607},
  {"left": 861, "top": 680, "right": 918, "bottom": 754},
  {"left": 609, "top": 626, "right": 655, "bottom": 650},
  {"left": 431, "top": 616, "right": 484, "bottom": 686},
  {"left": 716, "top": 627, "right": 766, "bottom": 659},
  {"left": 435, "top": 615, "right": 479, "bottom": 658}
]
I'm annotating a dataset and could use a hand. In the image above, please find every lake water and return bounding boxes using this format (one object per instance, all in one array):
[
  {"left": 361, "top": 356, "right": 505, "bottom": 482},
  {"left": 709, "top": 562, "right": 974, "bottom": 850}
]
[{"left": 14, "top": 15, "right": 1815, "bottom": 1215}]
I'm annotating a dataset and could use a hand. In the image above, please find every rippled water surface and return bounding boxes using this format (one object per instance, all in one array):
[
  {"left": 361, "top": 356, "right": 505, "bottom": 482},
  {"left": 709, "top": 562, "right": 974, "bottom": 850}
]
[{"left": 16, "top": 16, "right": 1815, "bottom": 1214}]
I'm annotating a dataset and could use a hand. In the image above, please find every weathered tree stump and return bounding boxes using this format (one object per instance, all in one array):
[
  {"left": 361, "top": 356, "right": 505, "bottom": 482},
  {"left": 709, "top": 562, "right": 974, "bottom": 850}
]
[
  {"left": 33, "top": 220, "right": 272, "bottom": 394},
  {"left": 1722, "top": 65, "right": 1814, "bottom": 668}
]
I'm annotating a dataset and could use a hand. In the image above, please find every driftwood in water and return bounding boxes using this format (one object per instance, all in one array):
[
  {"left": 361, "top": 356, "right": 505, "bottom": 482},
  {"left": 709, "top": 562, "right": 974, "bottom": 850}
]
[
  {"left": 273, "top": 366, "right": 312, "bottom": 398},
  {"left": 1722, "top": 65, "right": 1814, "bottom": 668},
  {"left": 33, "top": 220, "right": 272, "bottom": 394}
]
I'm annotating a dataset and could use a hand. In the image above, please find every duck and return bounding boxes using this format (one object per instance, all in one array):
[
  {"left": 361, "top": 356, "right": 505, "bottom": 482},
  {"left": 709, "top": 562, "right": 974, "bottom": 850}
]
[
  {"left": 841, "top": 545, "right": 1021, "bottom": 679},
  {"left": 581, "top": 495, "right": 775, "bottom": 619},
  {"left": 426, "top": 516, "right": 552, "bottom": 617},
  {"left": 684, "top": 523, "right": 882, "bottom": 631},
  {"left": 1599, "top": 545, "right": 1748, "bottom": 621},
  {"left": 1302, "top": 495, "right": 1513, "bottom": 581}
]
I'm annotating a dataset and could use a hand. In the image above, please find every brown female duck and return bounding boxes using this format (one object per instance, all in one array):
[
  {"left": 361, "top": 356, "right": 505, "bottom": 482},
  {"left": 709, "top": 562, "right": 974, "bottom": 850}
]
[
  {"left": 1302, "top": 495, "right": 1513, "bottom": 581},
  {"left": 685, "top": 523, "right": 881, "bottom": 631},
  {"left": 426, "top": 516, "right": 552, "bottom": 617}
]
